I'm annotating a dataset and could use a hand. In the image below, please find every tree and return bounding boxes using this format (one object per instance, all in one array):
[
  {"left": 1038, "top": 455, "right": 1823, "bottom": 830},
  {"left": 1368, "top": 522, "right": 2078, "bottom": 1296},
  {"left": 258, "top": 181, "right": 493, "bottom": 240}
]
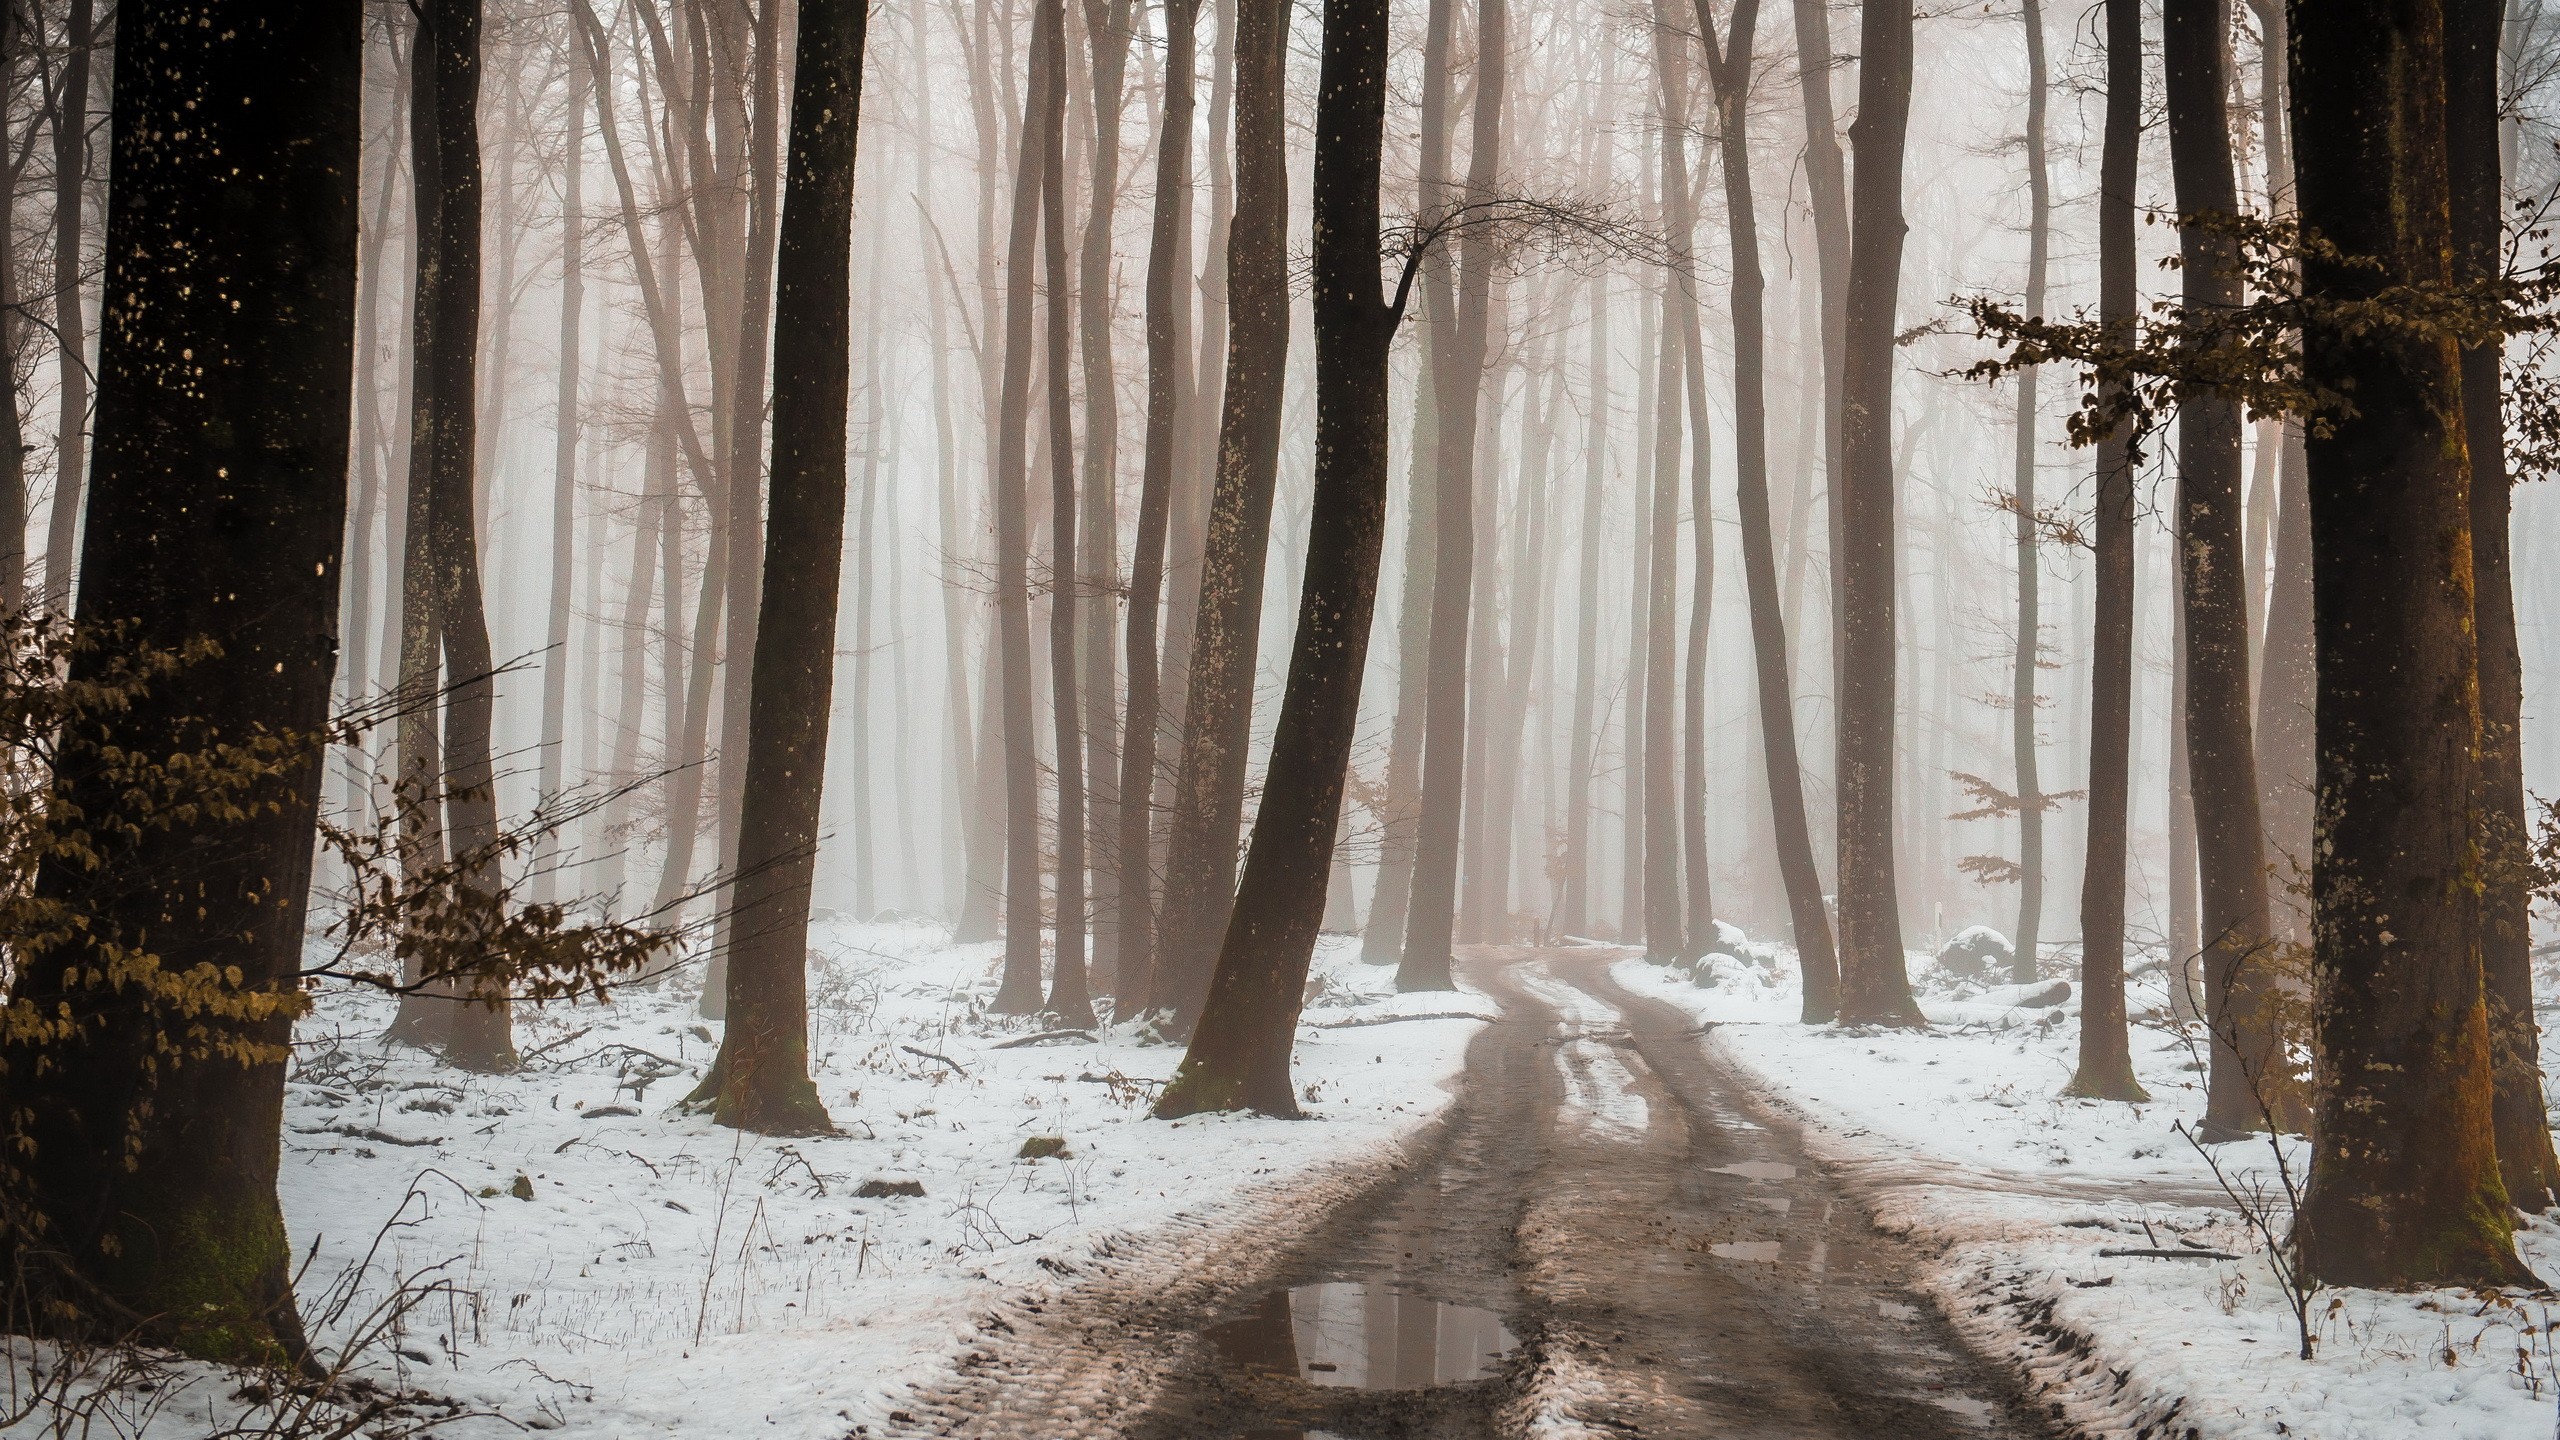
[
  {"left": 1690, "top": 0, "right": 1841, "bottom": 1018},
  {"left": 1833, "top": 0, "right": 1922, "bottom": 1026},
  {"left": 533, "top": 38, "right": 587, "bottom": 908},
  {"left": 38, "top": 0, "right": 92, "bottom": 613},
  {"left": 1400, "top": 0, "right": 1506, "bottom": 992},
  {"left": 2064, "top": 0, "right": 2148, "bottom": 1104},
  {"left": 2449, "top": 0, "right": 2560, "bottom": 1212},
  {"left": 988, "top": 0, "right": 1061, "bottom": 1015},
  {"left": 1640, "top": 9, "right": 1689, "bottom": 961},
  {"left": 418, "top": 0, "right": 514, "bottom": 1074},
  {"left": 2163, "top": 0, "right": 2280, "bottom": 1139},
  {"left": 2290, "top": 0, "right": 2534, "bottom": 1289},
  {"left": 703, "top": 0, "right": 869, "bottom": 1136},
  {"left": 1151, "top": 0, "right": 1291, "bottom": 1026},
  {"left": 1078, "top": 0, "right": 1135, "bottom": 987},
  {"left": 0, "top": 0, "right": 361, "bottom": 1360},
  {"left": 1155, "top": 0, "right": 1396, "bottom": 1118},
  {"left": 2006, "top": 0, "right": 2051, "bottom": 984},
  {"left": 1038, "top": 0, "right": 1094, "bottom": 1027},
  {"left": 1117, "top": 0, "right": 1200, "bottom": 1012}
]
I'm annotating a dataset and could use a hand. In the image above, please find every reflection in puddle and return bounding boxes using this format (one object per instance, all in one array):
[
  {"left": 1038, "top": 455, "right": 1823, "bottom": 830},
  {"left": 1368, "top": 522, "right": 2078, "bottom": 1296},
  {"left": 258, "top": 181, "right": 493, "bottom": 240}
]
[
  {"left": 1876, "top": 1299, "right": 1920, "bottom": 1321},
  {"left": 1210, "top": 1282, "right": 1517, "bottom": 1390},
  {"left": 1709, "top": 1160, "right": 1796, "bottom": 1181},
  {"left": 1710, "top": 1240, "right": 1784, "bottom": 1262}
]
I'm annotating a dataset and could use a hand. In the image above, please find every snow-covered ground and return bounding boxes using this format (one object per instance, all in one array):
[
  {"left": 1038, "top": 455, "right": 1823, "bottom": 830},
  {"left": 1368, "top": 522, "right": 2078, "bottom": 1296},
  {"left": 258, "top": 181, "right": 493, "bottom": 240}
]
[
  {"left": 18, "top": 921, "right": 1488, "bottom": 1438},
  {"left": 1620, "top": 937, "right": 2560, "bottom": 1440}
]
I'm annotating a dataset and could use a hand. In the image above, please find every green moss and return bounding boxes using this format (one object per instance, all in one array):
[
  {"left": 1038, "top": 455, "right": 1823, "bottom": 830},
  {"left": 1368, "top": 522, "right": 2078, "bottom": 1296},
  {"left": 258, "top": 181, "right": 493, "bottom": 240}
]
[{"left": 114, "top": 1192, "right": 300, "bottom": 1365}]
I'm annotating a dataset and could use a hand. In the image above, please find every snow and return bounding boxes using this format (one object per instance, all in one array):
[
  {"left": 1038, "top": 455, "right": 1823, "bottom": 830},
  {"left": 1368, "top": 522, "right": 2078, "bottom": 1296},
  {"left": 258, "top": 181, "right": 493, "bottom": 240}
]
[
  {"left": 1619, "top": 946, "right": 2560, "bottom": 1440},
  {"left": 18, "top": 922, "right": 1486, "bottom": 1438}
]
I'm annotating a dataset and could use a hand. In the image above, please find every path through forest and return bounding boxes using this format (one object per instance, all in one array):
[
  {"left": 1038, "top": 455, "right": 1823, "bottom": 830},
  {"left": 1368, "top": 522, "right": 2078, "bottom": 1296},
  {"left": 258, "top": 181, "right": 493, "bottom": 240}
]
[{"left": 904, "top": 948, "right": 2069, "bottom": 1438}]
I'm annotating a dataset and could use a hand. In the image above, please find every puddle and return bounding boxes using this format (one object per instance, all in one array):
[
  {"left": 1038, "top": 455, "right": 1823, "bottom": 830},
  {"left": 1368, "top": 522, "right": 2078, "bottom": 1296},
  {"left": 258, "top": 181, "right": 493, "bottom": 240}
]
[
  {"left": 1209, "top": 1282, "right": 1517, "bottom": 1390},
  {"left": 1749, "top": 1196, "right": 1792, "bottom": 1214},
  {"left": 1710, "top": 1240, "right": 1784, "bottom": 1263},
  {"left": 1876, "top": 1299, "right": 1920, "bottom": 1321},
  {"left": 1709, "top": 1160, "right": 1796, "bottom": 1181}
]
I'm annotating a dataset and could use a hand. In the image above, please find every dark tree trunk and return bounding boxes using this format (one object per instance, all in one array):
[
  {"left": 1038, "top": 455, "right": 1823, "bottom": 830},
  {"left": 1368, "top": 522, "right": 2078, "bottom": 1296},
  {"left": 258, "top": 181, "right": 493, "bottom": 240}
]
[
  {"left": 387, "top": 2, "right": 452, "bottom": 1050},
  {"left": 1787, "top": 0, "right": 1849, "bottom": 710},
  {"left": 2448, "top": 0, "right": 2559, "bottom": 1211},
  {"left": 1155, "top": 0, "right": 1394, "bottom": 1119},
  {"left": 1401, "top": 0, "right": 1506, "bottom": 992},
  {"left": 1640, "top": 210, "right": 1683, "bottom": 957},
  {"left": 2066, "top": 0, "right": 2148, "bottom": 1102},
  {"left": 1039, "top": 0, "right": 1093, "bottom": 1027},
  {"left": 1664, "top": 11, "right": 1717, "bottom": 960},
  {"left": 1116, "top": 0, "right": 1197, "bottom": 1012},
  {"left": 2292, "top": 0, "right": 2533, "bottom": 1289},
  {"left": 706, "top": 0, "right": 867, "bottom": 1136},
  {"left": 1150, "top": 0, "right": 1290, "bottom": 1026},
  {"left": 1692, "top": 0, "right": 1839, "bottom": 1016},
  {"left": 2008, "top": 0, "right": 2050, "bottom": 983},
  {"left": 2164, "top": 0, "right": 2280, "bottom": 1137},
  {"left": 420, "top": 0, "right": 512, "bottom": 1075},
  {"left": 989, "top": 0, "right": 1060, "bottom": 1014},
  {"left": 534, "top": 49, "right": 586, "bottom": 909},
  {"left": 1, "top": 0, "right": 359, "bottom": 1360},
  {"left": 40, "top": 0, "right": 91, "bottom": 612},
  {"left": 1833, "top": 0, "right": 1921, "bottom": 1025},
  {"left": 0, "top": 15, "right": 27, "bottom": 605}
]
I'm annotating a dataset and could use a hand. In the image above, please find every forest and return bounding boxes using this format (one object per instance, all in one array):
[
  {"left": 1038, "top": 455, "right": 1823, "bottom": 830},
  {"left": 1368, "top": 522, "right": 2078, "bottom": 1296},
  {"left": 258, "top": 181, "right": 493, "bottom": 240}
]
[{"left": 0, "top": 0, "right": 2554, "bottom": 1435}]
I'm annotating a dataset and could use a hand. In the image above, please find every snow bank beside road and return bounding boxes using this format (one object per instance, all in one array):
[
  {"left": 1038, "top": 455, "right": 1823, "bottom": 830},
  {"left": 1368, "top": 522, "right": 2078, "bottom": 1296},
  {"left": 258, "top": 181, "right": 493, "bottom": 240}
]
[
  {"left": 31, "top": 924, "right": 1484, "bottom": 1439},
  {"left": 1620, "top": 952, "right": 2560, "bottom": 1440}
]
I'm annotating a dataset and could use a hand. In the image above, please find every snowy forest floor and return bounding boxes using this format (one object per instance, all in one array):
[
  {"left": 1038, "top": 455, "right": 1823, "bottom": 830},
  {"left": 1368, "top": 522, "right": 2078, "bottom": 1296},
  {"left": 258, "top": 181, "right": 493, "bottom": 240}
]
[
  {"left": 1620, "top": 938, "right": 2560, "bottom": 1440},
  {"left": 7, "top": 921, "right": 1489, "bottom": 1438},
  {"left": 20, "top": 926, "right": 2560, "bottom": 1438}
]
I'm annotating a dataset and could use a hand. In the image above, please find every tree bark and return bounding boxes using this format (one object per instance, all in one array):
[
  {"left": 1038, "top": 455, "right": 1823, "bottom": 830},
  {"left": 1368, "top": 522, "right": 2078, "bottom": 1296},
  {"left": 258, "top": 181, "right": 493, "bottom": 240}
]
[
  {"left": 39, "top": 0, "right": 91, "bottom": 613},
  {"left": 1155, "top": 0, "right": 1395, "bottom": 1118},
  {"left": 1078, "top": 0, "right": 1134, "bottom": 987},
  {"left": 2448, "top": 0, "right": 2559, "bottom": 1211},
  {"left": 1833, "top": 0, "right": 1921, "bottom": 1025},
  {"left": 989, "top": 0, "right": 1061, "bottom": 1013},
  {"left": 1039, "top": 0, "right": 1094, "bottom": 1026},
  {"left": 1693, "top": 0, "right": 1838, "bottom": 1015},
  {"left": 2292, "top": 0, "right": 2533, "bottom": 1288},
  {"left": 2163, "top": 0, "right": 2280, "bottom": 1137},
  {"left": 1400, "top": 0, "right": 1506, "bottom": 992},
  {"left": 2008, "top": 0, "right": 2050, "bottom": 983},
  {"left": 420, "top": 0, "right": 513, "bottom": 1075},
  {"left": 1117, "top": 0, "right": 1198, "bottom": 1011},
  {"left": 706, "top": 0, "right": 867, "bottom": 1136},
  {"left": 2, "top": 0, "right": 359, "bottom": 1360},
  {"left": 1150, "top": 0, "right": 1290, "bottom": 1026},
  {"left": 2066, "top": 0, "right": 2148, "bottom": 1102},
  {"left": 534, "top": 47, "right": 587, "bottom": 909},
  {"left": 1559, "top": 268, "right": 1607, "bottom": 940}
]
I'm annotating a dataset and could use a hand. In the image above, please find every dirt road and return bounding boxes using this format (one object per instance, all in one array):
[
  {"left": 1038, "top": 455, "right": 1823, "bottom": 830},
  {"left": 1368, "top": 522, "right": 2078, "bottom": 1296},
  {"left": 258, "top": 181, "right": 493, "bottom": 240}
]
[{"left": 913, "top": 947, "right": 2067, "bottom": 1439}]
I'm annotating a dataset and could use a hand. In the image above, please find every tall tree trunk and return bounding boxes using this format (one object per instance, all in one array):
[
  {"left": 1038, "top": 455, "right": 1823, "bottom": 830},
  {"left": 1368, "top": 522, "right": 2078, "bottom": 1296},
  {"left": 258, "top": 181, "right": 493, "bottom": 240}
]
[
  {"left": 2291, "top": 0, "right": 2533, "bottom": 1289},
  {"left": 990, "top": 0, "right": 1062, "bottom": 1014},
  {"left": 2008, "top": 0, "right": 2050, "bottom": 983},
  {"left": 39, "top": 0, "right": 91, "bottom": 612},
  {"left": 1039, "top": 0, "right": 1094, "bottom": 1026},
  {"left": 2164, "top": 0, "right": 2280, "bottom": 1137},
  {"left": 1400, "top": 0, "right": 1506, "bottom": 993},
  {"left": 1640, "top": 227, "right": 1683, "bottom": 955},
  {"left": 1787, "top": 0, "right": 1849, "bottom": 710},
  {"left": 1117, "top": 0, "right": 1198, "bottom": 1010},
  {"left": 3, "top": 0, "right": 359, "bottom": 1360},
  {"left": 0, "top": 16, "right": 27, "bottom": 605},
  {"left": 1693, "top": 0, "right": 1839, "bottom": 1015},
  {"left": 535, "top": 49, "right": 587, "bottom": 909},
  {"left": 1833, "top": 0, "right": 1921, "bottom": 1025},
  {"left": 1078, "top": 0, "right": 1133, "bottom": 987},
  {"left": 1155, "top": 0, "right": 1395, "bottom": 1119},
  {"left": 387, "top": 6, "right": 452, "bottom": 1049},
  {"left": 2066, "top": 0, "right": 2148, "bottom": 1102},
  {"left": 1559, "top": 270, "right": 1607, "bottom": 940},
  {"left": 2252, "top": 0, "right": 2314, "bottom": 947},
  {"left": 1360, "top": 321, "right": 1435, "bottom": 963},
  {"left": 705, "top": 0, "right": 867, "bottom": 1136},
  {"left": 2449, "top": 0, "right": 2559, "bottom": 1211},
  {"left": 422, "top": 0, "right": 513, "bottom": 1075},
  {"left": 1150, "top": 0, "right": 1291, "bottom": 1026},
  {"left": 1665, "top": 10, "right": 1717, "bottom": 960},
  {"left": 1620, "top": 276, "right": 1657, "bottom": 942}
]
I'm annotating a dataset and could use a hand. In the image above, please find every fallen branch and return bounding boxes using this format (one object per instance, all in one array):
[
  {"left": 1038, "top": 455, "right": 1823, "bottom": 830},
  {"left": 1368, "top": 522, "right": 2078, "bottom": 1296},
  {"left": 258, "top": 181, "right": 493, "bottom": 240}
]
[
  {"left": 993, "top": 1029, "right": 1094, "bottom": 1049},
  {"left": 1315, "top": 1010, "right": 1496, "bottom": 1030},
  {"left": 2097, "top": 1246, "right": 2242, "bottom": 1261},
  {"left": 902, "top": 1044, "right": 969, "bottom": 1073}
]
